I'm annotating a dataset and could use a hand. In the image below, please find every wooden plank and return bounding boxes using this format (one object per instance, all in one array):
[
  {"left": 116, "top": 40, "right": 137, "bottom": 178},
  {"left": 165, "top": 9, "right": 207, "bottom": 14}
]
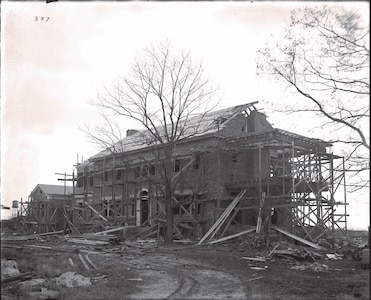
[
  {"left": 208, "top": 228, "right": 255, "bottom": 244},
  {"left": 0, "top": 230, "right": 64, "bottom": 240},
  {"left": 208, "top": 190, "right": 247, "bottom": 242},
  {"left": 62, "top": 212, "right": 81, "bottom": 235},
  {"left": 84, "top": 202, "right": 108, "bottom": 222},
  {"left": 246, "top": 276, "right": 264, "bottom": 282},
  {"left": 220, "top": 208, "right": 240, "bottom": 238},
  {"left": 68, "top": 257, "right": 75, "bottom": 267},
  {"left": 198, "top": 189, "right": 246, "bottom": 244},
  {"left": 256, "top": 192, "right": 266, "bottom": 233},
  {"left": 49, "top": 207, "right": 58, "bottom": 223},
  {"left": 78, "top": 253, "right": 90, "bottom": 270},
  {"left": 274, "top": 227, "right": 325, "bottom": 250},
  {"left": 242, "top": 257, "right": 266, "bottom": 262},
  {"left": 140, "top": 229, "right": 160, "bottom": 240},
  {"left": 67, "top": 238, "right": 109, "bottom": 246},
  {"left": 171, "top": 157, "right": 195, "bottom": 183},
  {"left": 85, "top": 254, "right": 97, "bottom": 270},
  {"left": 1, "top": 272, "right": 33, "bottom": 285},
  {"left": 33, "top": 230, "right": 65, "bottom": 236},
  {"left": 94, "top": 226, "right": 132, "bottom": 235},
  {"left": 287, "top": 206, "right": 315, "bottom": 242},
  {"left": 1, "top": 244, "right": 76, "bottom": 253},
  {"left": 267, "top": 243, "right": 280, "bottom": 258},
  {"left": 127, "top": 225, "right": 157, "bottom": 240},
  {"left": 173, "top": 197, "right": 198, "bottom": 223}
]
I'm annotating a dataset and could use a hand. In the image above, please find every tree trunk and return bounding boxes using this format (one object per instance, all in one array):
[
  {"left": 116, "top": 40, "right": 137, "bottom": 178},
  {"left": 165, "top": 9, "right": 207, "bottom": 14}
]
[
  {"left": 164, "top": 189, "right": 174, "bottom": 243},
  {"left": 164, "top": 146, "right": 174, "bottom": 243}
]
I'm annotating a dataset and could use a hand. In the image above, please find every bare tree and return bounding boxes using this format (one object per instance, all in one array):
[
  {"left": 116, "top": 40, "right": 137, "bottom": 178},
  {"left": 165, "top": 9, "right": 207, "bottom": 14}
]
[
  {"left": 257, "top": 6, "right": 369, "bottom": 191},
  {"left": 84, "top": 42, "right": 218, "bottom": 242}
]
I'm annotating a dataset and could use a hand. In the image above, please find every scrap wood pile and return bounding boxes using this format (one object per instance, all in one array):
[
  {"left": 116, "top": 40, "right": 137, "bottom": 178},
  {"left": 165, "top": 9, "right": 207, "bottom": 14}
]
[
  {"left": 241, "top": 241, "right": 325, "bottom": 263},
  {"left": 265, "top": 242, "right": 324, "bottom": 262},
  {"left": 1, "top": 224, "right": 163, "bottom": 256},
  {"left": 329, "top": 236, "right": 369, "bottom": 260},
  {"left": 66, "top": 233, "right": 120, "bottom": 246},
  {"left": 103, "top": 239, "right": 162, "bottom": 255}
]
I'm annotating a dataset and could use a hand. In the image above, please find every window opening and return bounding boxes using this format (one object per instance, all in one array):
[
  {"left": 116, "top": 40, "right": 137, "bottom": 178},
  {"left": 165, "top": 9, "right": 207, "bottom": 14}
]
[
  {"left": 116, "top": 169, "right": 122, "bottom": 180},
  {"left": 193, "top": 155, "right": 200, "bottom": 170},
  {"left": 174, "top": 159, "right": 181, "bottom": 173},
  {"left": 232, "top": 152, "right": 238, "bottom": 163},
  {"left": 150, "top": 165, "right": 156, "bottom": 176}
]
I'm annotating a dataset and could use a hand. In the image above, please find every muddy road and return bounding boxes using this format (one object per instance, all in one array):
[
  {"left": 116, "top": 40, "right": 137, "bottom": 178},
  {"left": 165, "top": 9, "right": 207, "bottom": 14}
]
[{"left": 125, "top": 253, "right": 247, "bottom": 299}]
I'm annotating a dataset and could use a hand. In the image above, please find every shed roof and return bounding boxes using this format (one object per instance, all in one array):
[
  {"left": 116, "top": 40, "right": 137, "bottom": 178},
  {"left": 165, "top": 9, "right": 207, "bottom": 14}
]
[{"left": 30, "top": 184, "right": 74, "bottom": 196}]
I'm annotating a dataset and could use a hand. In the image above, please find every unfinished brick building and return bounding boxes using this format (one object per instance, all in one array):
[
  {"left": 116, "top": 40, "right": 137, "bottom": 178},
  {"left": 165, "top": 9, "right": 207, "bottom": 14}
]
[{"left": 72, "top": 102, "right": 348, "bottom": 242}]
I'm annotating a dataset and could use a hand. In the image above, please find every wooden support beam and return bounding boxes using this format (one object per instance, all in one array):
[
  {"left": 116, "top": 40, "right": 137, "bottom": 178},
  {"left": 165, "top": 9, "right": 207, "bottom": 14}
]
[
  {"left": 49, "top": 207, "right": 58, "bottom": 223},
  {"left": 173, "top": 197, "right": 198, "bottom": 223},
  {"left": 220, "top": 208, "right": 240, "bottom": 238},
  {"left": 94, "top": 225, "right": 133, "bottom": 235},
  {"left": 207, "top": 228, "right": 255, "bottom": 244},
  {"left": 1, "top": 272, "right": 33, "bottom": 285},
  {"left": 256, "top": 192, "right": 266, "bottom": 233},
  {"left": 102, "top": 202, "right": 123, "bottom": 217},
  {"left": 84, "top": 202, "right": 108, "bottom": 222},
  {"left": 286, "top": 206, "right": 315, "bottom": 242},
  {"left": 127, "top": 224, "right": 157, "bottom": 240},
  {"left": 62, "top": 212, "right": 81, "bottom": 235},
  {"left": 274, "top": 227, "right": 324, "bottom": 250},
  {"left": 85, "top": 254, "right": 97, "bottom": 270},
  {"left": 171, "top": 157, "right": 195, "bottom": 184},
  {"left": 198, "top": 189, "right": 246, "bottom": 244},
  {"left": 78, "top": 253, "right": 90, "bottom": 270}
]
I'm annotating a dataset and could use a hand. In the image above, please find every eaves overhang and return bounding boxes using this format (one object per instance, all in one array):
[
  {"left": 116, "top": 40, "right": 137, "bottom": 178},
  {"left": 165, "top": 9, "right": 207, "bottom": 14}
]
[{"left": 226, "top": 128, "right": 332, "bottom": 153}]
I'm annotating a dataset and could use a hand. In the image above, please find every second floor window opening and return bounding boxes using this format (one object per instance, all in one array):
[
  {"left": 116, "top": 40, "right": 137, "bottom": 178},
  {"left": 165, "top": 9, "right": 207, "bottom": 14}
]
[{"left": 116, "top": 169, "right": 122, "bottom": 180}]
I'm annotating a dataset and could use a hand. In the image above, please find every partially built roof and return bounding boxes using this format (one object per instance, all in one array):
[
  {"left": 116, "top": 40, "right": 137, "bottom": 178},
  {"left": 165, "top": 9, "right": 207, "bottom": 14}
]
[{"left": 85, "top": 102, "right": 331, "bottom": 162}]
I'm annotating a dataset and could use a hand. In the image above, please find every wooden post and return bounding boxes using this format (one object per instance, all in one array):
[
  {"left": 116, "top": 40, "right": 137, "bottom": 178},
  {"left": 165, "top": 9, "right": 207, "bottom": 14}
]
[
  {"left": 342, "top": 157, "right": 348, "bottom": 235},
  {"left": 291, "top": 141, "right": 295, "bottom": 232}
]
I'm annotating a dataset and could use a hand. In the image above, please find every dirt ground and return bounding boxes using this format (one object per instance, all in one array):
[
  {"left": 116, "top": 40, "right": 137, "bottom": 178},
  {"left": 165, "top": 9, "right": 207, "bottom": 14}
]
[{"left": 1, "top": 234, "right": 370, "bottom": 300}]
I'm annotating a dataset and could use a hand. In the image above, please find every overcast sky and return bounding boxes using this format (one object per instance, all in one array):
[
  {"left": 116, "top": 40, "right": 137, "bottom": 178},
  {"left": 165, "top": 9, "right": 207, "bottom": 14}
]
[{"left": 1, "top": 1, "right": 369, "bottom": 229}]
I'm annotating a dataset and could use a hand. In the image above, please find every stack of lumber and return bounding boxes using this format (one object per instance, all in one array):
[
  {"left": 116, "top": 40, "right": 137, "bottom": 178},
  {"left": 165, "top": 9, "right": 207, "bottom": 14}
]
[{"left": 67, "top": 233, "right": 118, "bottom": 246}]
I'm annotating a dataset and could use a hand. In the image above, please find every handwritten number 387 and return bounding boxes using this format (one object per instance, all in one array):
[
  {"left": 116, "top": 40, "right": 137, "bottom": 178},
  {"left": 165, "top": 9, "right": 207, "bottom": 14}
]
[{"left": 35, "top": 17, "right": 50, "bottom": 22}]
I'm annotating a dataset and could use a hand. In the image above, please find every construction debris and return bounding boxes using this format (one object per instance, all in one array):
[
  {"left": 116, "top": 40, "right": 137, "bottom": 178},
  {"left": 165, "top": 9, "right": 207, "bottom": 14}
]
[
  {"left": 326, "top": 253, "right": 343, "bottom": 260},
  {"left": 246, "top": 276, "right": 264, "bottom": 282},
  {"left": 1, "top": 272, "right": 33, "bottom": 285},
  {"left": 291, "top": 262, "right": 330, "bottom": 272},
  {"left": 19, "top": 278, "right": 47, "bottom": 287},
  {"left": 250, "top": 266, "right": 268, "bottom": 270},
  {"left": 274, "top": 228, "right": 324, "bottom": 250},
  {"left": 242, "top": 257, "right": 266, "bottom": 262},
  {"left": 54, "top": 272, "right": 92, "bottom": 288},
  {"left": 28, "top": 288, "right": 60, "bottom": 300},
  {"left": 1, "top": 260, "right": 20, "bottom": 278}
]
